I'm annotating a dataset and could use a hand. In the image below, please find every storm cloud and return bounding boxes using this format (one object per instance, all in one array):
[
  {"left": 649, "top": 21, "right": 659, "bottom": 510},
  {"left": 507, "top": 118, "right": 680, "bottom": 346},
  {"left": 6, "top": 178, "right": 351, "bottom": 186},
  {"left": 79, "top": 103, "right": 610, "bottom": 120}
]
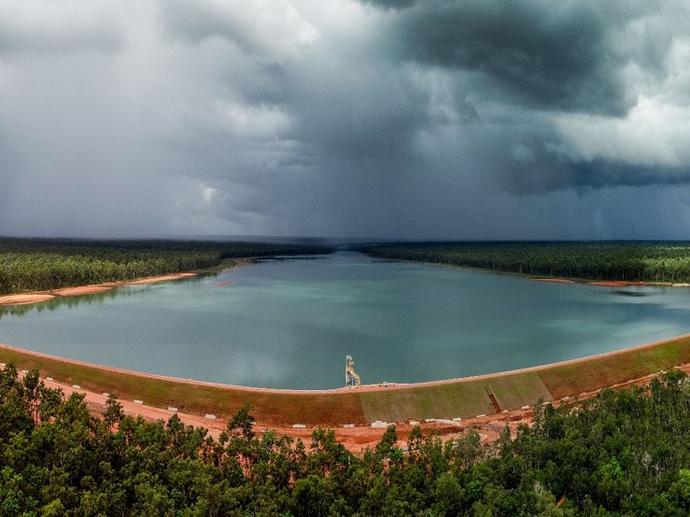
[{"left": 1, "top": 0, "right": 690, "bottom": 239}]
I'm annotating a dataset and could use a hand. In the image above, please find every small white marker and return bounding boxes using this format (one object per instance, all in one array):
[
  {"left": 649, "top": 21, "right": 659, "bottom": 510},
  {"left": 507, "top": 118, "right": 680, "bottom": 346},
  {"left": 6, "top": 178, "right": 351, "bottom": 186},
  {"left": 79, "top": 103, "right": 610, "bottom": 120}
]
[
  {"left": 204, "top": 413, "right": 217, "bottom": 420},
  {"left": 168, "top": 407, "right": 178, "bottom": 412},
  {"left": 342, "top": 423, "right": 355, "bottom": 428},
  {"left": 134, "top": 399, "right": 143, "bottom": 405},
  {"left": 426, "top": 418, "right": 455, "bottom": 425},
  {"left": 45, "top": 377, "right": 53, "bottom": 381},
  {"left": 409, "top": 420, "right": 420, "bottom": 426},
  {"left": 521, "top": 405, "right": 530, "bottom": 410},
  {"left": 292, "top": 423, "right": 306, "bottom": 429},
  {"left": 370, "top": 421, "right": 388, "bottom": 428},
  {"left": 452, "top": 417, "right": 462, "bottom": 422},
  {"left": 475, "top": 414, "right": 486, "bottom": 418},
  {"left": 502, "top": 409, "right": 508, "bottom": 413},
  {"left": 72, "top": 384, "right": 81, "bottom": 390}
]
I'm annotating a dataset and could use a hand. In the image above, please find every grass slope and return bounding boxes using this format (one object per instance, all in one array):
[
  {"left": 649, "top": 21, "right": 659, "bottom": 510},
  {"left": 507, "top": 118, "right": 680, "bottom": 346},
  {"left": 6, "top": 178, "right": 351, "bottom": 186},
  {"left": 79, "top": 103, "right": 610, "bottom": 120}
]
[{"left": 360, "top": 372, "right": 552, "bottom": 422}]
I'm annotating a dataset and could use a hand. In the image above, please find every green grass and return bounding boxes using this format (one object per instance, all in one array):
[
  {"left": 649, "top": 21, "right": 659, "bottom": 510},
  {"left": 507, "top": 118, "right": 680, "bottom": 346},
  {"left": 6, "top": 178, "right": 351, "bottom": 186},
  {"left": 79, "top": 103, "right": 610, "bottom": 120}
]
[
  {"left": 538, "top": 334, "right": 690, "bottom": 399},
  {"left": 360, "top": 372, "right": 552, "bottom": 422}
]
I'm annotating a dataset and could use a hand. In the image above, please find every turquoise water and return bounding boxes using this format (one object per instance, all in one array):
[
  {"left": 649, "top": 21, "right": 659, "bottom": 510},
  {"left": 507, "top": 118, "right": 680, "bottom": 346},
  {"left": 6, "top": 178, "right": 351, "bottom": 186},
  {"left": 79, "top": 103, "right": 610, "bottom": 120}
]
[{"left": 2, "top": 252, "right": 690, "bottom": 389}]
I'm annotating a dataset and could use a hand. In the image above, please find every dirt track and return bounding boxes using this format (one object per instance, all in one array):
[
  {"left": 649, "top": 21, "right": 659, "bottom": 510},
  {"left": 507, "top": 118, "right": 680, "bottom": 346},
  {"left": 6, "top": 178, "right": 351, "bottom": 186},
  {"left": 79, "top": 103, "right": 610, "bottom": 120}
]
[
  {"left": 40, "top": 374, "right": 530, "bottom": 451},
  {"left": 35, "top": 362, "right": 690, "bottom": 453}
]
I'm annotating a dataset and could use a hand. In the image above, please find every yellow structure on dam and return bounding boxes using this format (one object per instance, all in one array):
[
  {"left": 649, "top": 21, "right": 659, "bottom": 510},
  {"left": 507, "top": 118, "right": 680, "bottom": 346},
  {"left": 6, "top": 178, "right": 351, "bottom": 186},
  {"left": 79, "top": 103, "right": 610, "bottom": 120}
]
[{"left": 345, "top": 355, "right": 361, "bottom": 387}]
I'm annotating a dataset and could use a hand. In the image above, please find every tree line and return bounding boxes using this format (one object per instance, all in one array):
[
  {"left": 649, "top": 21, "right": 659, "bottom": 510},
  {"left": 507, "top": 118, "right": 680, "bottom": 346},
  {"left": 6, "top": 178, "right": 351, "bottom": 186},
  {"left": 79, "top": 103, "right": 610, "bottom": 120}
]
[
  {"left": 0, "top": 238, "right": 333, "bottom": 295},
  {"left": 360, "top": 241, "right": 690, "bottom": 282},
  {"left": 2, "top": 364, "right": 690, "bottom": 515}
]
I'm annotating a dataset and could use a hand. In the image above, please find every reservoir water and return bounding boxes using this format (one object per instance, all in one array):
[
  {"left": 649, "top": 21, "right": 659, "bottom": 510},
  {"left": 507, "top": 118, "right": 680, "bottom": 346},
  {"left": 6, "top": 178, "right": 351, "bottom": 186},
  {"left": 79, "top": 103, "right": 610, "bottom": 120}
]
[{"left": 2, "top": 251, "right": 690, "bottom": 389}]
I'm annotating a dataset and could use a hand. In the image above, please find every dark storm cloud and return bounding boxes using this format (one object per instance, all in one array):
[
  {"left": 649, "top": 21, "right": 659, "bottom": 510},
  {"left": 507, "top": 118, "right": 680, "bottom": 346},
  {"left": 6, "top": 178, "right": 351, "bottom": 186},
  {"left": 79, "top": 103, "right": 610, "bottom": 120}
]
[
  {"left": 367, "top": 0, "right": 665, "bottom": 116},
  {"left": 356, "top": 0, "right": 690, "bottom": 193},
  {"left": 1, "top": 0, "right": 690, "bottom": 239}
]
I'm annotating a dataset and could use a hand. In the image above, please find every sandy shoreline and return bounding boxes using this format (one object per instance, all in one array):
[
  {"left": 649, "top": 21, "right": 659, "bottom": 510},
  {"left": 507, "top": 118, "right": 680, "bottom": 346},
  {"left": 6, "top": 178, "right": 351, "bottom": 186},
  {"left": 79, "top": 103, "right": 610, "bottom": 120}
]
[
  {"left": 533, "top": 277, "right": 682, "bottom": 288},
  {"left": 0, "top": 272, "right": 198, "bottom": 306}
]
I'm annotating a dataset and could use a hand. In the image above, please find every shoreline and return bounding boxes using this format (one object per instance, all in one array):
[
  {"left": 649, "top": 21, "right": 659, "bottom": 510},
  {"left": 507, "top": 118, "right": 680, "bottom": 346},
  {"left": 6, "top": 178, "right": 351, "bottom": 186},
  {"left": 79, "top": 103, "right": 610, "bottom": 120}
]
[
  {"left": 0, "top": 255, "right": 279, "bottom": 307},
  {"left": 366, "top": 254, "right": 690, "bottom": 289},
  {"left": 4, "top": 252, "right": 687, "bottom": 308},
  {"left": 0, "top": 272, "right": 199, "bottom": 306},
  {"left": 533, "top": 277, "right": 684, "bottom": 288}
]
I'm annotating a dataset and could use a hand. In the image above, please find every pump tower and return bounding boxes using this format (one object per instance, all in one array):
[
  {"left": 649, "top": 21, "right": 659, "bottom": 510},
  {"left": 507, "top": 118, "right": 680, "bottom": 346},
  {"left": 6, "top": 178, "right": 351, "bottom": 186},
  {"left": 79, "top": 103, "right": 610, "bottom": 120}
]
[{"left": 345, "top": 355, "right": 361, "bottom": 387}]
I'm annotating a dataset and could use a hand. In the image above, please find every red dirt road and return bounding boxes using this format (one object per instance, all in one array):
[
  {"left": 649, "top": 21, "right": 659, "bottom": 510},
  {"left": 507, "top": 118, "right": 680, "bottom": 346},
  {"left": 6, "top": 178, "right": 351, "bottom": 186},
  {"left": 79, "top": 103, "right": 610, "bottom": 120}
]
[
  {"left": 30, "top": 363, "right": 690, "bottom": 453},
  {"left": 41, "top": 375, "right": 529, "bottom": 451}
]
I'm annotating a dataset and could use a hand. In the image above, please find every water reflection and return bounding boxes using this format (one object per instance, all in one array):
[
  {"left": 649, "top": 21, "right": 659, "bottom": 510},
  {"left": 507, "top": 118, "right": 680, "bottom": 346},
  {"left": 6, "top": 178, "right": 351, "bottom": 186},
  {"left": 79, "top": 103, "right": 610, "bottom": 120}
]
[{"left": 613, "top": 289, "right": 650, "bottom": 297}]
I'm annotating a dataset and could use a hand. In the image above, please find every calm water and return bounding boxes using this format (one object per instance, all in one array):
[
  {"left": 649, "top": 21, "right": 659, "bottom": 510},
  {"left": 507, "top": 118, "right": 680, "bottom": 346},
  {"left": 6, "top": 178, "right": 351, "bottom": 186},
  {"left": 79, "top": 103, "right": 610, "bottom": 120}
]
[{"left": 2, "top": 252, "right": 690, "bottom": 389}]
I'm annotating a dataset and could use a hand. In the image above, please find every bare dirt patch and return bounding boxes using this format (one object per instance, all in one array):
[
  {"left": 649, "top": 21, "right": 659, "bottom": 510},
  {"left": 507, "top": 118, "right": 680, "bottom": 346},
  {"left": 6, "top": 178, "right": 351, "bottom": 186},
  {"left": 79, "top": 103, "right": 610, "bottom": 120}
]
[
  {"left": 48, "top": 374, "right": 532, "bottom": 452},
  {"left": 128, "top": 273, "right": 197, "bottom": 285},
  {"left": 52, "top": 285, "right": 118, "bottom": 297},
  {"left": 0, "top": 294, "right": 56, "bottom": 305}
]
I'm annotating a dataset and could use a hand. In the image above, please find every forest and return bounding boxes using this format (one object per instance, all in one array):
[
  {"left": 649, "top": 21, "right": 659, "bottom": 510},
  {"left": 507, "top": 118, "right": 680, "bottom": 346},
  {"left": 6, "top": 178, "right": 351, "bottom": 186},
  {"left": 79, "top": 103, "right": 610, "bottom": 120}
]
[
  {"left": 2, "top": 365, "right": 690, "bottom": 515},
  {"left": 0, "top": 238, "right": 332, "bottom": 295},
  {"left": 360, "top": 241, "right": 690, "bottom": 283}
]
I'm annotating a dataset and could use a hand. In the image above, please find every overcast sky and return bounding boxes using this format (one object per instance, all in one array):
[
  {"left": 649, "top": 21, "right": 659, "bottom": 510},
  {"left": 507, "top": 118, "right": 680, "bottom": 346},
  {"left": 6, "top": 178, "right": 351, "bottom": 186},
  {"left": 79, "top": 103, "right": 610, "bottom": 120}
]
[{"left": 1, "top": 0, "right": 690, "bottom": 239}]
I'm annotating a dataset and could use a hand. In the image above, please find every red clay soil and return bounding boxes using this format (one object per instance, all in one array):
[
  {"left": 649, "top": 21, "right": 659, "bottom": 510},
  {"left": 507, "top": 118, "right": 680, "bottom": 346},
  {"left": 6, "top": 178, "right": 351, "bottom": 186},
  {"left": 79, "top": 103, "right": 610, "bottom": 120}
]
[
  {"left": 35, "top": 363, "right": 690, "bottom": 453},
  {"left": 587, "top": 280, "right": 652, "bottom": 287},
  {"left": 532, "top": 278, "right": 576, "bottom": 284},
  {"left": 531, "top": 278, "right": 679, "bottom": 288},
  {"left": 40, "top": 374, "right": 530, "bottom": 452}
]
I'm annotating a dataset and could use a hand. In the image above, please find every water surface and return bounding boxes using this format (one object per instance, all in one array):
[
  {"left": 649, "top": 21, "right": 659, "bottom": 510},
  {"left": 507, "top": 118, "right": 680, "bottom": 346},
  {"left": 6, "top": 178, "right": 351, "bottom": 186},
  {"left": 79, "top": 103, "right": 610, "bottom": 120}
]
[{"left": 2, "top": 252, "right": 690, "bottom": 389}]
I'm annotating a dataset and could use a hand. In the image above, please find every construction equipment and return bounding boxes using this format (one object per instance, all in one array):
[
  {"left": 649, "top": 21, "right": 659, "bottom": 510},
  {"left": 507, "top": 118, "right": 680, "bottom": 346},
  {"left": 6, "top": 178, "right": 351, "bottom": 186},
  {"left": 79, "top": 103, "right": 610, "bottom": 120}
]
[{"left": 345, "top": 355, "right": 361, "bottom": 387}]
